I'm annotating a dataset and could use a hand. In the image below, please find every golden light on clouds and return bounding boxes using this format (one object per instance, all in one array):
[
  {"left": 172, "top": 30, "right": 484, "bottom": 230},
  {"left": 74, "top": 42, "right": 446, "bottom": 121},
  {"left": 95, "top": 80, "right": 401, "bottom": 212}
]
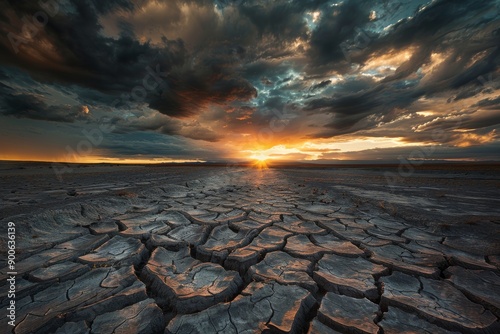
[
  {"left": 363, "top": 47, "right": 416, "bottom": 72},
  {"left": 416, "top": 111, "right": 436, "bottom": 117},
  {"left": 454, "top": 130, "right": 497, "bottom": 148},
  {"left": 235, "top": 137, "right": 424, "bottom": 162},
  {"left": 418, "top": 51, "right": 450, "bottom": 85},
  {"left": 312, "top": 11, "right": 321, "bottom": 22},
  {"left": 244, "top": 146, "right": 303, "bottom": 161},
  {"left": 248, "top": 151, "right": 272, "bottom": 162}
]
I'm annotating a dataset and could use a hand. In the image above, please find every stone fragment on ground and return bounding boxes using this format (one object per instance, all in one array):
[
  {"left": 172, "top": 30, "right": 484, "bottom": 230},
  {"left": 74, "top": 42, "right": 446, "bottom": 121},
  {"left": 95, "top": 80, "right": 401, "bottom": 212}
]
[
  {"left": 67, "top": 280, "right": 148, "bottom": 322},
  {"left": 308, "top": 319, "right": 342, "bottom": 334},
  {"left": 54, "top": 321, "right": 90, "bottom": 334},
  {"left": 284, "top": 234, "right": 331, "bottom": 261},
  {"left": 276, "top": 215, "right": 326, "bottom": 235},
  {"left": 0, "top": 234, "right": 109, "bottom": 279},
  {"left": 166, "top": 282, "right": 316, "bottom": 333},
  {"left": 401, "top": 227, "right": 443, "bottom": 242},
  {"left": 311, "top": 233, "right": 365, "bottom": 257},
  {"left": 445, "top": 266, "right": 500, "bottom": 314},
  {"left": 248, "top": 211, "right": 277, "bottom": 225},
  {"left": 90, "top": 298, "right": 165, "bottom": 334},
  {"left": 141, "top": 246, "right": 242, "bottom": 313},
  {"left": 28, "top": 262, "right": 89, "bottom": 283},
  {"left": 403, "top": 240, "right": 497, "bottom": 271},
  {"left": 146, "top": 224, "right": 210, "bottom": 250},
  {"left": 319, "top": 222, "right": 392, "bottom": 247},
  {"left": 224, "top": 226, "right": 292, "bottom": 273},
  {"left": 379, "top": 307, "right": 460, "bottom": 334},
  {"left": 442, "top": 223, "right": 500, "bottom": 256},
  {"left": 366, "top": 226, "right": 407, "bottom": 243},
  {"left": 366, "top": 244, "right": 445, "bottom": 278},
  {"left": 314, "top": 253, "right": 388, "bottom": 300},
  {"left": 215, "top": 209, "right": 247, "bottom": 223},
  {"left": 247, "top": 251, "right": 317, "bottom": 292},
  {"left": 316, "top": 292, "right": 380, "bottom": 334},
  {"left": 119, "top": 220, "right": 170, "bottom": 238},
  {"left": 381, "top": 271, "right": 499, "bottom": 333},
  {"left": 197, "top": 224, "right": 258, "bottom": 263},
  {"left": 7, "top": 266, "right": 142, "bottom": 334},
  {"left": 78, "top": 235, "right": 147, "bottom": 267},
  {"left": 229, "top": 218, "right": 272, "bottom": 231},
  {"left": 162, "top": 210, "right": 192, "bottom": 227}
]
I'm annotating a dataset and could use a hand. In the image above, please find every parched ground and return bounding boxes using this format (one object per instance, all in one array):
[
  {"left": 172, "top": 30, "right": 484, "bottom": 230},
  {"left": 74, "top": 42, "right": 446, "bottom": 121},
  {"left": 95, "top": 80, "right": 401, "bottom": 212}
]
[{"left": 0, "top": 164, "right": 499, "bottom": 334}]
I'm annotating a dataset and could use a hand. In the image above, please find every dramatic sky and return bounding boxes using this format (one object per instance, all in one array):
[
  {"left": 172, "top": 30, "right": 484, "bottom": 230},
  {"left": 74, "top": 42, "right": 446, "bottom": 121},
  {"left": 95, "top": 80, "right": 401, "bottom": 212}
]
[{"left": 0, "top": 0, "right": 499, "bottom": 163}]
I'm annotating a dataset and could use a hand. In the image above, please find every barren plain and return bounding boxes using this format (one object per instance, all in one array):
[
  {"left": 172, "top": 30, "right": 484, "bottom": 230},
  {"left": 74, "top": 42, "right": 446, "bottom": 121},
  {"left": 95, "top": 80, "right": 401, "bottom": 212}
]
[{"left": 1, "top": 162, "right": 499, "bottom": 333}]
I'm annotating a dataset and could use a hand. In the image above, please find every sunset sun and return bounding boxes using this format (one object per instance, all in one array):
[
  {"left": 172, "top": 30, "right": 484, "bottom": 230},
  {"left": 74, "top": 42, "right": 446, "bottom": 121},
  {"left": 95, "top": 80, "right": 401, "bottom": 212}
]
[{"left": 249, "top": 152, "right": 270, "bottom": 169}]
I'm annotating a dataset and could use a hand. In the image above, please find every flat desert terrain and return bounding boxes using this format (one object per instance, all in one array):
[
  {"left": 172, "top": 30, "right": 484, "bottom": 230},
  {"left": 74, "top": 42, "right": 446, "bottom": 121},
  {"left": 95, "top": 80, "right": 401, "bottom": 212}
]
[{"left": 1, "top": 162, "right": 499, "bottom": 333}]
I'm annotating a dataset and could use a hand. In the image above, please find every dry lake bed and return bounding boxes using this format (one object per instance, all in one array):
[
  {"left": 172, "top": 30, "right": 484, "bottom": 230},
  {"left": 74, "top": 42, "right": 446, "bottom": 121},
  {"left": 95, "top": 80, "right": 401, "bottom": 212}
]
[{"left": 0, "top": 162, "right": 499, "bottom": 333}]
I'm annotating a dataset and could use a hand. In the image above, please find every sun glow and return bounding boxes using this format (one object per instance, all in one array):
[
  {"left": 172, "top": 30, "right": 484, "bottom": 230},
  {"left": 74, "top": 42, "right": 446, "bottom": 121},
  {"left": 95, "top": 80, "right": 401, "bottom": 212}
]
[
  {"left": 248, "top": 152, "right": 270, "bottom": 169},
  {"left": 252, "top": 159, "right": 269, "bottom": 169}
]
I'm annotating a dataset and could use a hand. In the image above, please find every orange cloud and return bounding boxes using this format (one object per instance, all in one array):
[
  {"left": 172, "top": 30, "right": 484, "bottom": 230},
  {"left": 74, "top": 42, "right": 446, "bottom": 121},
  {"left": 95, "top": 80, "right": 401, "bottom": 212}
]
[{"left": 453, "top": 130, "right": 497, "bottom": 147}]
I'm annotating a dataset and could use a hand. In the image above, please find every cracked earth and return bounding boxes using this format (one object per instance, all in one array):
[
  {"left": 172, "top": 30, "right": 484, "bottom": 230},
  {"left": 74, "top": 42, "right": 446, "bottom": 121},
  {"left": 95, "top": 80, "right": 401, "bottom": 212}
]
[{"left": 0, "top": 165, "right": 499, "bottom": 333}]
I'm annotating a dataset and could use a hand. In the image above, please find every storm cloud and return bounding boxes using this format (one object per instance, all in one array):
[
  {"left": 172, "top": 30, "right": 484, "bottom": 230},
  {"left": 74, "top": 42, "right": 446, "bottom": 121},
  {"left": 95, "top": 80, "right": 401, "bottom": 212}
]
[{"left": 0, "top": 0, "right": 498, "bottom": 161}]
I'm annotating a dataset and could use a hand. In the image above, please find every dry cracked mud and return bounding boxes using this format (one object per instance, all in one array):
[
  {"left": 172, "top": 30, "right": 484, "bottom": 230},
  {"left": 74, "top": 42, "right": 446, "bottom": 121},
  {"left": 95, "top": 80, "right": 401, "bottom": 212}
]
[{"left": 0, "top": 165, "right": 499, "bottom": 333}]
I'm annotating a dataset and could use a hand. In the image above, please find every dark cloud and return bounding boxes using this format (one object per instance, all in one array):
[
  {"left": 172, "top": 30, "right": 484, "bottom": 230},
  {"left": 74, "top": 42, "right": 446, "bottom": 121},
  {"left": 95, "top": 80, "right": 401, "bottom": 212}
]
[
  {"left": 304, "top": 0, "right": 499, "bottom": 136},
  {"left": 0, "top": 92, "right": 89, "bottom": 123},
  {"left": 112, "top": 112, "right": 222, "bottom": 142},
  {"left": 2, "top": 2, "right": 157, "bottom": 90},
  {"left": 0, "top": 0, "right": 499, "bottom": 161},
  {"left": 307, "top": 0, "right": 372, "bottom": 69},
  {"left": 98, "top": 130, "right": 226, "bottom": 160},
  {"left": 310, "top": 80, "right": 331, "bottom": 92},
  {"left": 242, "top": 60, "right": 292, "bottom": 84},
  {"left": 100, "top": 134, "right": 188, "bottom": 157},
  {"left": 473, "top": 96, "right": 500, "bottom": 108},
  {"left": 87, "top": 0, "right": 138, "bottom": 14},
  {"left": 239, "top": 1, "right": 310, "bottom": 40},
  {"left": 414, "top": 110, "right": 500, "bottom": 133},
  {"left": 0, "top": 0, "right": 257, "bottom": 119},
  {"left": 148, "top": 46, "right": 258, "bottom": 117},
  {"left": 318, "top": 141, "right": 500, "bottom": 161}
]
